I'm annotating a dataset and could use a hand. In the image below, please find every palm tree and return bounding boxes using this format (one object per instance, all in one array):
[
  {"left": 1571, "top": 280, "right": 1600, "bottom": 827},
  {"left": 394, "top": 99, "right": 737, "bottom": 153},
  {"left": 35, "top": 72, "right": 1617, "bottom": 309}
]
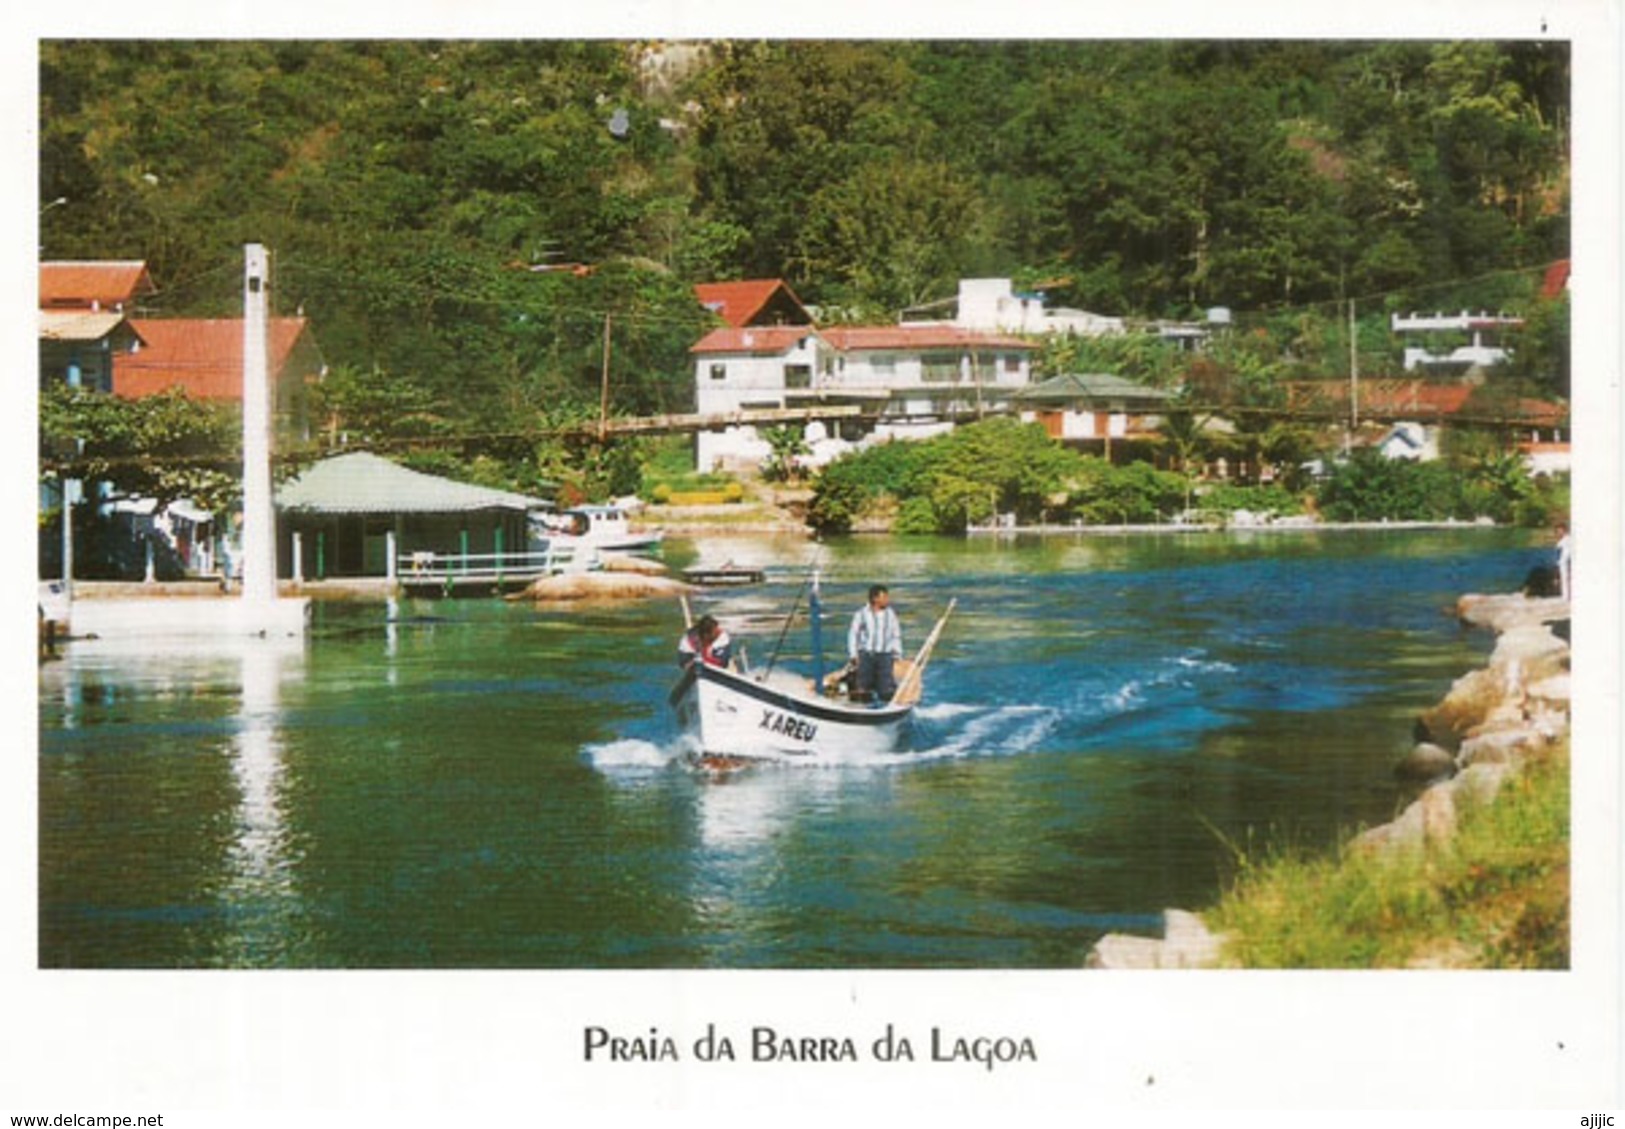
[
  {"left": 1158, "top": 408, "right": 1213, "bottom": 513},
  {"left": 761, "top": 425, "right": 811, "bottom": 484}
]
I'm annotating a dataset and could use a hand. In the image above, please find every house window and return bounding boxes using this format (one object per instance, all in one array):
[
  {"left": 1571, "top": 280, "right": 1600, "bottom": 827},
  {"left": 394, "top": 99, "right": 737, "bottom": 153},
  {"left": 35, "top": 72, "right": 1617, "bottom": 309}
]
[
  {"left": 921, "top": 353, "right": 960, "bottom": 383},
  {"left": 1003, "top": 354, "right": 1022, "bottom": 374},
  {"left": 871, "top": 354, "right": 896, "bottom": 376},
  {"left": 709, "top": 363, "right": 727, "bottom": 381},
  {"left": 785, "top": 364, "right": 812, "bottom": 390}
]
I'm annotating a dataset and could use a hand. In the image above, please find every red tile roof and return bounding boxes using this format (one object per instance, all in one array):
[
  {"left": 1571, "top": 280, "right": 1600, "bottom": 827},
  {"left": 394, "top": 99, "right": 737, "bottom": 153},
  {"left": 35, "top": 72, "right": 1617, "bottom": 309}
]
[
  {"left": 1497, "top": 396, "right": 1568, "bottom": 427},
  {"left": 40, "top": 261, "right": 157, "bottom": 310},
  {"left": 1541, "top": 259, "right": 1570, "bottom": 300},
  {"left": 691, "top": 326, "right": 816, "bottom": 355},
  {"left": 116, "top": 318, "right": 314, "bottom": 400},
  {"left": 1288, "top": 381, "right": 1472, "bottom": 416},
  {"left": 821, "top": 325, "right": 1035, "bottom": 352},
  {"left": 1355, "top": 381, "right": 1475, "bottom": 416},
  {"left": 1288, "top": 380, "right": 1567, "bottom": 424},
  {"left": 693, "top": 279, "right": 810, "bottom": 328}
]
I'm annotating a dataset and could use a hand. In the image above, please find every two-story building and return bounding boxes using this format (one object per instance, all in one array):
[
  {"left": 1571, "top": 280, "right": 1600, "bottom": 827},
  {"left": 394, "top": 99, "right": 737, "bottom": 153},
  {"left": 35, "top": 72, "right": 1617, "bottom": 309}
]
[
  {"left": 40, "top": 259, "right": 328, "bottom": 582},
  {"left": 39, "top": 260, "right": 155, "bottom": 391},
  {"left": 819, "top": 324, "right": 1035, "bottom": 426},
  {"left": 1390, "top": 309, "right": 1524, "bottom": 374},
  {"left": 39, "top": 262, "right": 158, "bottom": 585},
  {"left": 690, "top": 320, "right": 1036, "bottom": 471},
  {"left": 1014, "top": 371, "right": 1173, "bottom": 456}
]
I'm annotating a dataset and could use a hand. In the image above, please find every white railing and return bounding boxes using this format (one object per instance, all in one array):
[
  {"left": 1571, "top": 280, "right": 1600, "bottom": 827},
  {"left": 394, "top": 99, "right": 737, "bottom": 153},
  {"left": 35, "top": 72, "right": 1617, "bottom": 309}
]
[{"left": 398, "top": 544, "right": 593, "bottom": 587}]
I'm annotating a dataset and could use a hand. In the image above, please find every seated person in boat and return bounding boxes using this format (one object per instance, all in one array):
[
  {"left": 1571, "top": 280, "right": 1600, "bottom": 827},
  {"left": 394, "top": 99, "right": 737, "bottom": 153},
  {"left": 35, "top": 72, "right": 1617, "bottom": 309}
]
[
  {"left": 678, "top": 615, "right": 733, "bottom": 670},
  {"left": 848, "top": 585, "right": 903, "bottom": 702}
]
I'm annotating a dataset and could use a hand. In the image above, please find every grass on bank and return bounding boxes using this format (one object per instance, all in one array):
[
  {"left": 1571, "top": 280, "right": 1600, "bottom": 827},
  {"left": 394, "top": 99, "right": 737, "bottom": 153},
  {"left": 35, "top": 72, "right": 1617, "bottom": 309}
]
[{"left": 1207, "top": 739, "right": 1569, "bottom": 969}]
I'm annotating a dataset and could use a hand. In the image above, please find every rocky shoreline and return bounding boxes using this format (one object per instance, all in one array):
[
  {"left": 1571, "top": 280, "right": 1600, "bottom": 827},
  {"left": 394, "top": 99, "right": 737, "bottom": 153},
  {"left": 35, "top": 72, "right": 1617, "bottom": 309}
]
[{"left": 1085, "top": 590, "right": 1572, "bottom": 970}]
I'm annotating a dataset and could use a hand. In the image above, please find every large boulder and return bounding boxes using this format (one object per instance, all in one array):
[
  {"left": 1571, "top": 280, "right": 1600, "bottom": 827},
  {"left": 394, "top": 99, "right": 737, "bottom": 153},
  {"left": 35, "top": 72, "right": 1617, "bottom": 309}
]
[
  {"left": 1449, "top": 762, "right": 1512, "bottom": 809},
  {"left": 1488, "top": 624, "right": 1570, "bottom": 683},
  {"left": 1352, "top": 784, "right": 1457, "bottom": 857},
  {"left": 1395, "top": 742, "right": 1457, "bottom": 782},
  {"left": 1417, "top": 667, "right": 1516, "bottom": 751},
  {"left": 508, "top": 571, "right": 695, "bottom": 602},
  {"left": 1459, "top": 726, "right": 1547, "bottom": 768},
  {"left": 1456, "top": 593, "right": 1569, "bottom": 632},
  {"left": 1085, "top": 909, "right": 1226, "bottom": 970}
]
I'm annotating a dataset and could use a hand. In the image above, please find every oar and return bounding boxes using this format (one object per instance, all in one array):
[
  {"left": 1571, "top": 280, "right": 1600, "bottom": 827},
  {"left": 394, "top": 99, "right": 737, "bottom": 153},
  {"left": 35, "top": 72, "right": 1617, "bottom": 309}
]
[{"left": 889, "top": 597, "right": 957, "bottom": 707}]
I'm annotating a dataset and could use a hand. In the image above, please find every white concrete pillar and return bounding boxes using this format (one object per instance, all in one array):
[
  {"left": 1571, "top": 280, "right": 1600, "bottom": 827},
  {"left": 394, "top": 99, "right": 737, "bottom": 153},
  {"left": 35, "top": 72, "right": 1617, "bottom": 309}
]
[{"left": 240, "top": 244, "right": 277, "bottom": 605}]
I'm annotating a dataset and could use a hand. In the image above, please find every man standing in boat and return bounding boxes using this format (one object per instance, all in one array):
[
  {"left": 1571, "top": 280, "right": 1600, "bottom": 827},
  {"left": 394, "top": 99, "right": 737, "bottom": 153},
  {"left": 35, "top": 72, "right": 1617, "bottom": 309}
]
[
  {"left": 678, "top": 614, "right": 733, "bottom": 670},
  {"left": 848, "top": 585, "right": 903, "bottom": 703}
]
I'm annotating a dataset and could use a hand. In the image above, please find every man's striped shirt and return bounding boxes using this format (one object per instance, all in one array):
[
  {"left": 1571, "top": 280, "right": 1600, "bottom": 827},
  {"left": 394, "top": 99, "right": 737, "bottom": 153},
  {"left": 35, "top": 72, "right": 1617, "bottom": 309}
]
[{"left": 849, "top": 604, "right": 902, "bottom": 658}]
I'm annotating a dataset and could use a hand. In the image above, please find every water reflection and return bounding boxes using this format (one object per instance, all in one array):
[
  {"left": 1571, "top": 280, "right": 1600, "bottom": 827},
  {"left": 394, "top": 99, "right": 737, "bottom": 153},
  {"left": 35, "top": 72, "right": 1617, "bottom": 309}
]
[
  {"left": 40, "top": 530, "right": 1543, "bottom": 968},
  {"left": 215, "top": 639, "right": 308, "bottom": 966},
  {"left": 694, "top": 765, "right": 817, "bottom": 851}
]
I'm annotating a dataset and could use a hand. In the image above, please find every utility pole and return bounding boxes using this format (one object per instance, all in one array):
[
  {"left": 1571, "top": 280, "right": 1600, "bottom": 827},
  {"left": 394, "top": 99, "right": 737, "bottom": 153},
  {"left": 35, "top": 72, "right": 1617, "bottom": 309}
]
[
  {"left": 599, "top": 312, "right": 612, "bottom": 442},
  {"left": 1347, "top": 298, "right": 1359, "bottom": 456},
  {"left": 1348, "top": 298, "right": 1359, "bottom": 430}
]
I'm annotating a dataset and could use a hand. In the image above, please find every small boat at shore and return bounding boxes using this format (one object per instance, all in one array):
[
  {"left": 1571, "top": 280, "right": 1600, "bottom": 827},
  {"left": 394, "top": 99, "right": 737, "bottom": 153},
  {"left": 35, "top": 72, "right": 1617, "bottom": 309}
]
[
  {"left": 681, "top": 563, "right": 766, "bottom": 587},
  {"left": 669, "top": 584, "right": 955, "bottom": 767},
  {"left": 529, "top": 504, "right": 663, "bottom": 554}
]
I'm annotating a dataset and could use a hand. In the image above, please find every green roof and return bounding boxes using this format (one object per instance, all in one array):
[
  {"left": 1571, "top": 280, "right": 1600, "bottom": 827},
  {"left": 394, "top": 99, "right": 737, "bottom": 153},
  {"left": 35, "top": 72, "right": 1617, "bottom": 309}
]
[
  {"left": 277, "top": 452, "right": 544, "bottom": 515},
  {"left": 1016, "top": 372, "right": 1174, "bottom": 404}
]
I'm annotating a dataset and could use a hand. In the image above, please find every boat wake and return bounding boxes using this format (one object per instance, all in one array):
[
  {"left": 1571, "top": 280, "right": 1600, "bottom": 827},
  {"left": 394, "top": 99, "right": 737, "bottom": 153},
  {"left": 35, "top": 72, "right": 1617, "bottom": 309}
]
[
  {"left": 588, "top": 644, "right": 1238, "bottom": 775},
  {"left": 582, "top": 737, "right": 691, "bottom": 772},
  {"left": 908, "top": 702, "right": 1061, "bottom": 761}
]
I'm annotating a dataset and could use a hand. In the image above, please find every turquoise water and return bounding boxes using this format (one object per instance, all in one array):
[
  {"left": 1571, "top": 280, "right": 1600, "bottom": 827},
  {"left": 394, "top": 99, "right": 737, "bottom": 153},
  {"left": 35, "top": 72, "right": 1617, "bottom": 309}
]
[{"left": 37, "top": 528, "right": 1545, "bottom": 968}]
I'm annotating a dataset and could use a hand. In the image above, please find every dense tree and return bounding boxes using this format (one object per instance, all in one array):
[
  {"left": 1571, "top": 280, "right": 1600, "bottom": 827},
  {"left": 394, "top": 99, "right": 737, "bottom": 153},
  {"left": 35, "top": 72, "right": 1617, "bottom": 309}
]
[{"left": 39, "top": 39, "right": 1569, "bottom": 505}]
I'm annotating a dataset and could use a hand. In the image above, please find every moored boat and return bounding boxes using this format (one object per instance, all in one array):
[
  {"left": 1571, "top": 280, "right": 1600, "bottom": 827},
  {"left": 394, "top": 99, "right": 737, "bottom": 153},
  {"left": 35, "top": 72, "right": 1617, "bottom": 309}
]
[{"left": 529, "top": 504, "right": 663, "bottom": 554}]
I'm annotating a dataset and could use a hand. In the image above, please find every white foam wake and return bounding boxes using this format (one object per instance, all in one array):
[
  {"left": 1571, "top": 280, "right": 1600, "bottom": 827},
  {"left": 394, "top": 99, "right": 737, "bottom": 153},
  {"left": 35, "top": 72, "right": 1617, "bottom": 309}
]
[{"left": 583, "top": 737, "right": 687, "bottom": 770}]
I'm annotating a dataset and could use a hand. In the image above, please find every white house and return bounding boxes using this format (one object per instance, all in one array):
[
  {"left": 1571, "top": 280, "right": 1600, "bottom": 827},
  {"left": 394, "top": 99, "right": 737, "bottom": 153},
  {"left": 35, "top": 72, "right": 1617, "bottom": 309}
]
[
  {"left": 689, "top": 322, "right": 1036, "bottom": 470},
  {"left": 905, "top": 277, "right": 1125, "bottom": 337},
  {"left": 1376, "top": 420, "right": 1441, "bottom": 462},
  {"left": 691, "top": 326, "right": 832, "bottom": 469},
  {"left": 1391, "top": 310, "right": 1523, "bottom": 373}
]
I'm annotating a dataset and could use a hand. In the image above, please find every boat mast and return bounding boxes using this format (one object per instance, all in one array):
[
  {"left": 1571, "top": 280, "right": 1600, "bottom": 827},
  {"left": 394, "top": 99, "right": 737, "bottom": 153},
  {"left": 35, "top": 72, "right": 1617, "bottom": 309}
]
[{"left": 809, "top": 571, "right": 825, "bottom": 694}]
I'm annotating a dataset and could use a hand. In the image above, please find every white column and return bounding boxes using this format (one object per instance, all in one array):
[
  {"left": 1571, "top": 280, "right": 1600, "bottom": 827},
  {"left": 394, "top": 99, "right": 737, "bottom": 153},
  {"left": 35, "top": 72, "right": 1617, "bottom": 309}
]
[
  {"left": 241, "top": 244, "right": 277, "bottom": 605},
  {"left": 291, "top": 531, "right": 304, "bottom": 583}
]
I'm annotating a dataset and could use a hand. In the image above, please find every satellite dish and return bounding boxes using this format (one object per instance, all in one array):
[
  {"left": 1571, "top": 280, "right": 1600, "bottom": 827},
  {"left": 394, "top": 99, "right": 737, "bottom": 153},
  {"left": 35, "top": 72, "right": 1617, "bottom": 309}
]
[{"left": 608, "top": 108, "right": 630, "bottom": 138}]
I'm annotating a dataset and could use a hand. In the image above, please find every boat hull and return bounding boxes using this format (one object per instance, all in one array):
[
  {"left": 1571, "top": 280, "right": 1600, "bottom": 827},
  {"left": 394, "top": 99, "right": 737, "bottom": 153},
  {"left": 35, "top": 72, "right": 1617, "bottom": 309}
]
[{"left": 671, "top": 662, "right": 911, "bottom": 762}]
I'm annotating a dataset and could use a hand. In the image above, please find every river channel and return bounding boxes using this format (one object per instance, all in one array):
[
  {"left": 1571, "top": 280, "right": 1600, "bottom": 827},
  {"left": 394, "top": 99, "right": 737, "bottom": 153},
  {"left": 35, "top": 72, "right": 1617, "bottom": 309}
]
[{"left": 37, "top": 527, "right": 1546, "bottom": 968}]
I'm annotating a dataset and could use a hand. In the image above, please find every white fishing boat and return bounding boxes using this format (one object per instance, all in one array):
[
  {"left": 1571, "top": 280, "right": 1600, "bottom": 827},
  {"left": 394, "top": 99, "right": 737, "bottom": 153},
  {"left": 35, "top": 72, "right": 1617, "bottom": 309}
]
[
  {"left": 669, "top": 585, "right": 955, "bottom": 767},
  {"left": 529, "top": 503, "right": 663, "bottom": 554}
]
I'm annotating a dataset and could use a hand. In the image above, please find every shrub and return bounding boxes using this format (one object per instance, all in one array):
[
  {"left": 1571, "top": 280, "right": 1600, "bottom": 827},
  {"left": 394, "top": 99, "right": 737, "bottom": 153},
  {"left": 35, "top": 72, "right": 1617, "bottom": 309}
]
[
  {"left": 1064, "top": 458, "right": 1188, "bottom": 524},
  {"left": 1314, "top": 451, "right": 1467, "bottom": 521},
  {"left": 894, "top": 496, "right": 941, "bottom": 534},
  {"left": 1195, "top": 482, "right": 1305, "bottom": 520}
]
